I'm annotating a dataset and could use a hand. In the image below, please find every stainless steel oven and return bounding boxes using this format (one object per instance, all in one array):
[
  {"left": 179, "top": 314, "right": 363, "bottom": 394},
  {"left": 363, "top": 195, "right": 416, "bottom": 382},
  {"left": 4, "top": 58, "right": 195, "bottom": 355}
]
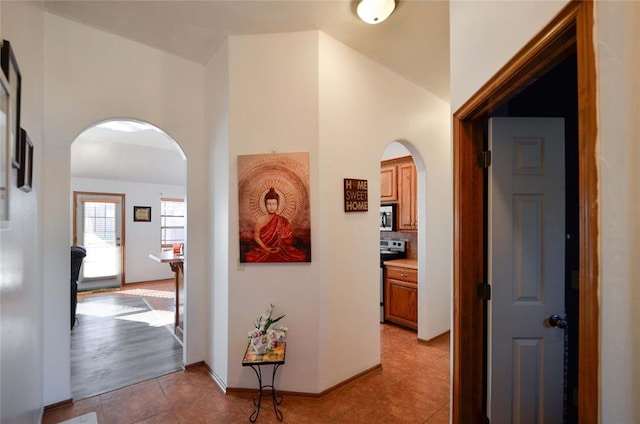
[{"left": 380, "top": 204, "right": 396, "bottom": 232}]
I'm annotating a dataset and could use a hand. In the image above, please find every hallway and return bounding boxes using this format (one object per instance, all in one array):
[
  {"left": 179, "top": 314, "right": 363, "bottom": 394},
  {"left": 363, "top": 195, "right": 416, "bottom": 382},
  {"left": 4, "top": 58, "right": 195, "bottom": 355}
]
[{"left": 45, "top": 320, "right": 450, "bottom": 423}]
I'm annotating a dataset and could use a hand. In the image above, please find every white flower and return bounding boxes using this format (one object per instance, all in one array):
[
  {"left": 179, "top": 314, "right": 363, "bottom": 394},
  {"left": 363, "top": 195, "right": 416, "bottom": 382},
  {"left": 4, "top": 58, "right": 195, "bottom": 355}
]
[{"left": 248, "top": 304, "right": 287, "bottom": 352}]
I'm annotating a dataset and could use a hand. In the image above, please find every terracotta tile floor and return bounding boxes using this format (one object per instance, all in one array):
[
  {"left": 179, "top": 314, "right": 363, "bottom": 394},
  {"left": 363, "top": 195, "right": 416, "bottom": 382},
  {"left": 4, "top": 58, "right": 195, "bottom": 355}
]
[{"left": 47, "top": 281, "right": 450, "bottom": 424}]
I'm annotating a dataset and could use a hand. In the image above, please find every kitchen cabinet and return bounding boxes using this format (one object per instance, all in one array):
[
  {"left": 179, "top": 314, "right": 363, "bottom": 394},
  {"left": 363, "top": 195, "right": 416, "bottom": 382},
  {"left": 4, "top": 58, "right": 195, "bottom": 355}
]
[
  {"left": 384, "top": 265, "right": 418, "bottom": 329},
  {"left": 397, "top": 161, "right": 417, "bottom": 231},
  {"left": 380, "top": 164, "right": 398, "bottom": 202},
  {"left": 380, "top": 156, "right": 417, "bottom": 231}
]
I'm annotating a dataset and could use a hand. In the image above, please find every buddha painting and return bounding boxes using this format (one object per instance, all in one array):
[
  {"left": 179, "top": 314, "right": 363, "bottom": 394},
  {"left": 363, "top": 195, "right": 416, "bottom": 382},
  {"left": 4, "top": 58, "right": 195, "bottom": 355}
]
[{"left": 238, "top": 152, "right": 311, "bottom": 263}]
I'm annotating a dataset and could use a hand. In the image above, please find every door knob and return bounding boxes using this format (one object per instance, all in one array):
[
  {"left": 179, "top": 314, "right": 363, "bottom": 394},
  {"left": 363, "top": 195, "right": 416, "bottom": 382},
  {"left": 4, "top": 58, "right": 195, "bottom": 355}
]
[{"left": 549, "top": 314, "right": 568, "bottom": 329}]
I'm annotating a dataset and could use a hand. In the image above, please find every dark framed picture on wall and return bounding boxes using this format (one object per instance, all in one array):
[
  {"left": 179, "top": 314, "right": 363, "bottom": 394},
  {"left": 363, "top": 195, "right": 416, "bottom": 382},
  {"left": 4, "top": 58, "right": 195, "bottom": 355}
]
[
  {"left": 134, "top": 206, "right": 151, "bottom": 222},
  {"left": 17, "top": 128, "right": 33, "bottom": 192},
  {"left": 0, "top": 69, "right": 9, "bottom": 224},
  {"left": 1, "top": 40, "right": 22, "bottom": 169}
]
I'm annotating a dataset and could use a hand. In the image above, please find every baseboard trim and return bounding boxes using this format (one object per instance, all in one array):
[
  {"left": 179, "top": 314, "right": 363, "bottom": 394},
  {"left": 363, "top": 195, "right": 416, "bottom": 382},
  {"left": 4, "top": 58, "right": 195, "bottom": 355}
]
[
  {"left": 226, "top": 363, "right": 382, "bottom": 399},
  {"left": 417, "top": 330, "right": 450, "bottom": 346},
  {"left": 209, "top": 369, "right": 228, "bottom": 393},
  {"left": 124, "top": 278, "right": 174, "bottom": 285},
  {"left": 197, "top": 361, "right": 228, "bottom": 393},
  {"left": 43, "top": 398, "right": 73, "bottom": 413},
  {"left": 185, "top": 360, "right": 206, "bottom": 370}
]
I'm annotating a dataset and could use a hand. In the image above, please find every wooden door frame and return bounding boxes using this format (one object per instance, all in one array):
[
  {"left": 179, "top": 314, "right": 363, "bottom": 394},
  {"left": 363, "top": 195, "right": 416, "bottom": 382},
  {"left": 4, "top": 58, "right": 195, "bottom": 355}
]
[{"left": 452, "top": 2, "right": 598, "bottom": 423}]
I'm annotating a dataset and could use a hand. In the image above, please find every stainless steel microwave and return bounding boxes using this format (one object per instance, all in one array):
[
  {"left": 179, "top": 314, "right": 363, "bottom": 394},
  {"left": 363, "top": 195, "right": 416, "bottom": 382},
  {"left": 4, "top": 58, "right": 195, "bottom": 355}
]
[{"left": 380, "top": 204, "right": 397, "bottom": 231}]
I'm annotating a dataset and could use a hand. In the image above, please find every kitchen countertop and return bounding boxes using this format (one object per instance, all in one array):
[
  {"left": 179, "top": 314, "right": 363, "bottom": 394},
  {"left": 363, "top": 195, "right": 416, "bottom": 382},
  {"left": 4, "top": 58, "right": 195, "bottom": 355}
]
[{"left": 383, "top": 258, "right": 417, "bottom": 269}]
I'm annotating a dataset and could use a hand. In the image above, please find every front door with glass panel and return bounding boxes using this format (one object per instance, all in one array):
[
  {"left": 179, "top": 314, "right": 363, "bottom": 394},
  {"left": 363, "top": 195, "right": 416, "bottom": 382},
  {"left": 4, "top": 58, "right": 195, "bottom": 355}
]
[{"left": 74, "top": 192, "right": 125, "bottom": 291}]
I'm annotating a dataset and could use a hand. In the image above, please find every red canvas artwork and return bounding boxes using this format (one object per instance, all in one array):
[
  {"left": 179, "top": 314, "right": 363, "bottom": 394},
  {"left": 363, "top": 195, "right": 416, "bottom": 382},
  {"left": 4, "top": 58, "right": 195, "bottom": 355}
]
[{"left": 238, "top": 152, "right": 311, "bottom": 263}]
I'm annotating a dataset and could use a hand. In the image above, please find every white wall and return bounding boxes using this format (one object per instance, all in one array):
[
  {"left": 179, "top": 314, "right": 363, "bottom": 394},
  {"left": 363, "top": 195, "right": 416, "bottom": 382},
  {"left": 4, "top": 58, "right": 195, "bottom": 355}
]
[
  {"left": 318, "top": 32, "right": 451, "bottom": 387},
  {"left": 450, "top": 0, "right": 569, "bottom": 112},
  {"left": 70, "top": 177, "right": 185, "bottom": 283},
  {"left": 205, "top": 39, "right": 230, "bottom": 385},
  {"left": 226, "top": 31, "right": 322, "bottom": 392},
  {"left": 42, "top": 13, "right": 206, "bottom": 404},
  {"left": 208, "top": 30, "right": 451, "bottom": 394},
  {"left": 450, "top": 1, "right": 640, "bottom": 421},
  {"left": 0, "top": 2, "right": 44, "bottom": 422},
  {"left": 595, "top": 2, "right": 640, "bottom": 421}
]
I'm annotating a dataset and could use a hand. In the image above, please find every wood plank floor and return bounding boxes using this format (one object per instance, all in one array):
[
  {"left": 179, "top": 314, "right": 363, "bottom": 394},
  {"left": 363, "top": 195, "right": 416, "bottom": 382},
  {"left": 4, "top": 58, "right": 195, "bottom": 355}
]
[{"left": 71, "top": 280, "right": 183, "bottom": 401}]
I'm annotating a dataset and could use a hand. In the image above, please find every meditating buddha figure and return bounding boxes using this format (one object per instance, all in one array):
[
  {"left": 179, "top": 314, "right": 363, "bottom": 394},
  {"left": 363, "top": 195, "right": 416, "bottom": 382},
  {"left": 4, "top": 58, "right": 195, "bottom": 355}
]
[{"left": 245, "top": 188, "right": 306, "bottom": 262}]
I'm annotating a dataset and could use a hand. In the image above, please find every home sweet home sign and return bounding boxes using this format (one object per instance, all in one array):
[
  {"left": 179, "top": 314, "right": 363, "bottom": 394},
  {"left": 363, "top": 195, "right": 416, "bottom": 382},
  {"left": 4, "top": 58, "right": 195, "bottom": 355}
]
[{"left": 343, "top": 178, "right": 368, "bottom": 212}]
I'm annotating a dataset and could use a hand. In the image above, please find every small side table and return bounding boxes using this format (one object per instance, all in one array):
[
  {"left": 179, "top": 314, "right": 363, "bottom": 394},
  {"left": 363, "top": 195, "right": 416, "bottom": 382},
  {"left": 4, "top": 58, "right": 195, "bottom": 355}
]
[{"left": 242, "top": 342, "right": 286, "bottom": 422}]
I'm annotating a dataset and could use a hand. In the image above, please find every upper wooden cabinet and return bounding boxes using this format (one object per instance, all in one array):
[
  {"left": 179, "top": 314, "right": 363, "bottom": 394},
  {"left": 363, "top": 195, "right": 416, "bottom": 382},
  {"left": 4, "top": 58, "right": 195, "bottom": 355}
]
[
  {"left": 380, "top": 165, "right": 398, "bottom": 202},
  {"left": 397, "top": 161, "right": 417, "bottom": 231},
  {"left": 381, "top": 156, "right": 417, "bottom": 231}
]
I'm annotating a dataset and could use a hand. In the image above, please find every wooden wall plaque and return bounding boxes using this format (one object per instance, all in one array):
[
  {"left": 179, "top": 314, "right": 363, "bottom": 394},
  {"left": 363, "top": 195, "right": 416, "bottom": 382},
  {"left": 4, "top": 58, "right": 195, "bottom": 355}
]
[{"left": 344, "top": 179, "right": 368, "bottom": 212}]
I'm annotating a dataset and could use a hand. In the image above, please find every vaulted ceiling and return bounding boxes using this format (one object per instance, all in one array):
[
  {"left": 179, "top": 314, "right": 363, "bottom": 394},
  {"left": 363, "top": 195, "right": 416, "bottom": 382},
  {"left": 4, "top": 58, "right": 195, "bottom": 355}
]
[
  {"left": 56, "top": 1, "right": 450, "bottom": 185},
  {"left": 44, "top": 0, "right": 450, "bottom": 101}
]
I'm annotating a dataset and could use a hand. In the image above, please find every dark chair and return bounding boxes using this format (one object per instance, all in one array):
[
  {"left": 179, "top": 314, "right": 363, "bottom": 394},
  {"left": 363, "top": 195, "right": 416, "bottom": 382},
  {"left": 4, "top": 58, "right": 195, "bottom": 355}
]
[{"left": 70, "top": 245, "right": 87, "bottom": 330}]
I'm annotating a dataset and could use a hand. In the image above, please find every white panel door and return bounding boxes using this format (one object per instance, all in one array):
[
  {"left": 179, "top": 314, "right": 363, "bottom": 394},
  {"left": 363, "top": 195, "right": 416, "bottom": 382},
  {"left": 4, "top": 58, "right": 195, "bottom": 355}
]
[
  {"left": 74, "top": 192, "right": 124, "bottom": 290},
  {"left": 488, "top": 117, "right": 565, "bottom": 424}
]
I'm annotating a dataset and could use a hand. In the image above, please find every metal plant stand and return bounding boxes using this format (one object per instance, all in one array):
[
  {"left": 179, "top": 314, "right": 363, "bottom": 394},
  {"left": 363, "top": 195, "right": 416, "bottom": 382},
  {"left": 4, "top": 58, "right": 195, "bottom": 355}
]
[{"left": 242, "top": 342, "right": 286, "bottom": 422}]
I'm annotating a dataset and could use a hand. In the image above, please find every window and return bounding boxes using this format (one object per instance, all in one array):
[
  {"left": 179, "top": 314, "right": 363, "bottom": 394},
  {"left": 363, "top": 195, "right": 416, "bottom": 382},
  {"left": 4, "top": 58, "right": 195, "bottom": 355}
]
[{"left": 160, "top": 198, "right": 185, "bottom": 248}]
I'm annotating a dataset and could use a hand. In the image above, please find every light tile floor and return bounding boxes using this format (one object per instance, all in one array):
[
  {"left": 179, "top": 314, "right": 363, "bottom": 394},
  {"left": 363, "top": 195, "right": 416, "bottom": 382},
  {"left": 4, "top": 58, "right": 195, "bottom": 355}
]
[{"left": 46, "top": 281, "right": 450, "bottom": 424}]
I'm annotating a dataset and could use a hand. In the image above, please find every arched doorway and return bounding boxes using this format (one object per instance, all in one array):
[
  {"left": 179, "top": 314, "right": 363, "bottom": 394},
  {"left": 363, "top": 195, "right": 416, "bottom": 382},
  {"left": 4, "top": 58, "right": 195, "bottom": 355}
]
[
  {"left": 69, "top": 118, "right": 187, "bottom": 399},
  {"left": 380, "top": 142, "right": 419, "bottom": 330},
  {"left": 380, "top": 140, "right": 444, "bottom": 340}
]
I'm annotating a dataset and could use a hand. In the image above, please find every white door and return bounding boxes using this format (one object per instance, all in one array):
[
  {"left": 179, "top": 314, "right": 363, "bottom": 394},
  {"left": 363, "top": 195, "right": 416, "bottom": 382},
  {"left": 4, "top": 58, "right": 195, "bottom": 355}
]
[
  {"left": 74, "top": 192, "right": 124, "bottom": 291},
  {"left": 488, "top": 117, "right": 565, "bottom": 423}
]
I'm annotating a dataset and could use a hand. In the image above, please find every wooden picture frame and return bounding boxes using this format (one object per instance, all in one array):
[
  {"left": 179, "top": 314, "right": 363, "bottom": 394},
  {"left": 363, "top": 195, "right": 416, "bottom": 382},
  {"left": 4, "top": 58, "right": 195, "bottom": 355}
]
[
  {"left": 0, "top": 69, "right": 9, "bottom": 224},
  {"left": 133, "top": 206, "right": 151, "bottom": 222},
  {"left": 17, "top": 128, "right": 32, "bottom": 192},
  {"left": 1, "top": 40, "right": 21, "bottom": 170},
  {"left": 237, "top": 152, "right": 311, "bottom": 263}
]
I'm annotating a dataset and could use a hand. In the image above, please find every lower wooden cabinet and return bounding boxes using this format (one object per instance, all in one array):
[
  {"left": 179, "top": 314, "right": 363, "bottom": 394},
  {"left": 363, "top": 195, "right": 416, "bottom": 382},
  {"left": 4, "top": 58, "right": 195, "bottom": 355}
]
[{"left": 384, "top": 265, "right": 418, "bottom": 329}]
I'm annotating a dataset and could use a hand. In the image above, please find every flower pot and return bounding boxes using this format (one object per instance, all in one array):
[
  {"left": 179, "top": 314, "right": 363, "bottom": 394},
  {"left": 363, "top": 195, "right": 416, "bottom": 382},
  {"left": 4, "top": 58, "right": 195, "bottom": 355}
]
[{"left": 251, "top": 337, "right": 268, "bottom": 354}]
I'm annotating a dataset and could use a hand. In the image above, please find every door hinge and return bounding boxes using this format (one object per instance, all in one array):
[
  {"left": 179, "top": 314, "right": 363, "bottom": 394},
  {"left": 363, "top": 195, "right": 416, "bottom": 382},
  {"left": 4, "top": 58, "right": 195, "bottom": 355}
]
[
  {"left": 477, "top": 283, "right": 491, "bottom": 300},
  {"left": 479, "top": 150, "right": 492, "bottom": 168}
]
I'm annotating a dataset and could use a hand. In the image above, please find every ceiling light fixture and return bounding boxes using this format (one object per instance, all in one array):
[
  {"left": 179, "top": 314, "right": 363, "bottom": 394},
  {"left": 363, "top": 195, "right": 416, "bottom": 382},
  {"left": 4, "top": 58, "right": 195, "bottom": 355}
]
[{"left": 356, "top": 0, "right": 396, "bottom": 25}]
